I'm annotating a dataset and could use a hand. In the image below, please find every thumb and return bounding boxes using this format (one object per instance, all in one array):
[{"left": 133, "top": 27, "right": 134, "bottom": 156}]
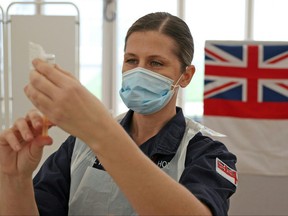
[{"left": 29, "top": 136, "right": 53, "bottom": 161}]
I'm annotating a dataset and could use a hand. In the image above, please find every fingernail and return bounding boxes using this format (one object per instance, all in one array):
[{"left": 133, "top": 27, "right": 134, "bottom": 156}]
[
  {"left": 35, "top": 121, "right": 42, "bottom": 129},
  {"left": 15, "top": 144, "right": 21, "bottom": 151},
  {"left": 25, "top": 133, "right": 33, "bottom": 141}
]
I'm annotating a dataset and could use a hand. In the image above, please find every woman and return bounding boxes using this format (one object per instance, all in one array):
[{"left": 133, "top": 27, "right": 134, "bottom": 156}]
[{"left": 0, "top": 12, "right": 237, "bottom": 215}]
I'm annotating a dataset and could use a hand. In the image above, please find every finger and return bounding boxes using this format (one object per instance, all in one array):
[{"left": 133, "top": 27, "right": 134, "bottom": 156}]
[
  {"left": 32, "top": 59, "right": 62, "bottom": 87},
  {"left": 32, "top": 58, "right": 75, "bottom": 88},
  {"left": 29, "top": 136, "right": 53, "bottom": 159},
  {"left": 24, "top": 84, "right": 53, "bottom": 114},
  {"left": 26, "top": 110, "right": 55, "bottom": 137},
  {"left": 13, "top": 118, "right": 34, "bottom": 143},
  {"left": 29, "top": 69, "right": 58, "bottom": 100},
  {"left": 4, "top": 129, "right": 24, "bottom": 151},
  {"left": 25, "top": 109, "right": 44, "bottom": 130},
  {"left": 33, "top": 136, "right": 53, "bottom": 147},
  {"left": 27, "top": 136, "right": 53, "bottom": 167}
]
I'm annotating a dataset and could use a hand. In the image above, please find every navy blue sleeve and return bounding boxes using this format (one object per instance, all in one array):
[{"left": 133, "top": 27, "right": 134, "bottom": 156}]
[
  {"left": 33, "top": 136, "right": 76, "bottom": 216},
  {"left": 180, "top": 132, "right": 237, "bottom": 216}
]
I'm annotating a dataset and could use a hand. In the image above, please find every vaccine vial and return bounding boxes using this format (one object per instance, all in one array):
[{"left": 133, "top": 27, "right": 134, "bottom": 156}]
[{"left": 45, "top": 53, "right": 56, "bottom": 65}]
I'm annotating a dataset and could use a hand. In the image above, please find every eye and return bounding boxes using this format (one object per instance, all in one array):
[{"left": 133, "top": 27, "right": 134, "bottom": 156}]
[
  {"left": 125, "top": 58, "right": 138, "bottom": 65},
  {"left": 150, "top": 60, "right": 163, "bottom": 67}
]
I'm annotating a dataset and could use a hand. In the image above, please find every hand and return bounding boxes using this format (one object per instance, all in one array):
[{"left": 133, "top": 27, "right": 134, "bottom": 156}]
[
  {"left": 24, "top": 59, "right": 111, "bottom": 144},
  {"left": 0, "top": 110, "right": 53, "bottom": 177}
]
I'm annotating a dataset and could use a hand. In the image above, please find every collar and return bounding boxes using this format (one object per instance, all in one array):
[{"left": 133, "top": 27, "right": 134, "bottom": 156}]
[{"left": 119, "top": 107, "right": 186, "bottom": 156}]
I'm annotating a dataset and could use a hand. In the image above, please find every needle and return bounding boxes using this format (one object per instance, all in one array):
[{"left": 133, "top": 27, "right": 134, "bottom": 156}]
[{"left": 42, "top": 116, "right": 49, "bottom": 136}]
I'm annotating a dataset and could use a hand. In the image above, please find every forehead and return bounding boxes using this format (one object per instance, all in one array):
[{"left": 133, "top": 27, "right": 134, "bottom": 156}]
[{"left": 125, "top": 31, "right": 178, "bottom": 58}]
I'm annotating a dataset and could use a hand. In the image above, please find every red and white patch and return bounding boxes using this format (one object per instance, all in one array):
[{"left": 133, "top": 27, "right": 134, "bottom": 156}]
[{"left": 216, "top": 158, "right": 238, "bottom": 186}]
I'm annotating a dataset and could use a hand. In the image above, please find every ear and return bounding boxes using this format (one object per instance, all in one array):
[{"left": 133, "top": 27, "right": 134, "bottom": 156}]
[{"left": 179, "top": 65, "right": 195, "bottom": 88}]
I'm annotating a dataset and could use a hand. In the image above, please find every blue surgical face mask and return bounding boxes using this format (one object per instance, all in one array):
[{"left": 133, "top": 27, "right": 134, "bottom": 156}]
[{"left": 119, "top": 67, "right": 182, "bottom": 115}]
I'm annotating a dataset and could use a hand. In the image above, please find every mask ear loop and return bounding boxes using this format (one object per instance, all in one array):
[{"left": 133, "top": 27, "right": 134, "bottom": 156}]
[{"left": 171, "top": 73, "right": 184, "bottom": 90}]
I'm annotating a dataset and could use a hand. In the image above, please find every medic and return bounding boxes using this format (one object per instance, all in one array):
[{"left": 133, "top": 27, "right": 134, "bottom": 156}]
[{"left": 0, "top": 12, "right": 237, "bottom": 216}]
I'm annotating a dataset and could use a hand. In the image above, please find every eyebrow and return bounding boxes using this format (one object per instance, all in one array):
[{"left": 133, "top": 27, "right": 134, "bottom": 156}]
[
  {"left": 124, "top": 53, "right": 137, "bottom": 57},
  {"left": 124, "top": 53, "right": 168, "bottom": 61}
]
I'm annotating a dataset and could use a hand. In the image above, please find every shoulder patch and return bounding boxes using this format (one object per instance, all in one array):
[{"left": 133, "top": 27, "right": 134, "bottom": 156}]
[{"left": 216, "top": 157, "right": 238, "bottom": 186}]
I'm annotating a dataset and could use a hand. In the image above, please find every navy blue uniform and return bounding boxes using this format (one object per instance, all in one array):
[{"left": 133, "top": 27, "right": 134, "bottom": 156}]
[{"left": 33, "top": 107, "right": 237, "bottom": 215}]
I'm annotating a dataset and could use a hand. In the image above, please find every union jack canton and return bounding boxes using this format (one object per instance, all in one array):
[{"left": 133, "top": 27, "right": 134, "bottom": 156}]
[{"left": 204, "top": 41, "right": 288, "bottom": 119}]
